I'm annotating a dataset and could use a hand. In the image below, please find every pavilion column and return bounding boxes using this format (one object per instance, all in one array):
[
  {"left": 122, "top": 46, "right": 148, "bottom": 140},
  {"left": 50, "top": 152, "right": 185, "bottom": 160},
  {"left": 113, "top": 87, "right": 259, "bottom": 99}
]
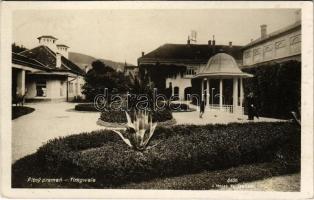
[
  {"left": 201, "top": 78, "right": 204, "bottom": 102},
  {"left": 207, "top": 79, "right": 210, "bottom": 107},
  {"left": 204, "top": 78, "right": 207, "bottom": 104},
  {"left": 17, "top": 69, "right": 25, "bottom": 95},
  {"left": 219, "top": 78, "right": 223, "bottom": 110},
  {"left": 233, "top": 77, "right": 239, "bottom": 113},
  {"left": 240, "top": 78, "right": 244, "bottom": 107}
]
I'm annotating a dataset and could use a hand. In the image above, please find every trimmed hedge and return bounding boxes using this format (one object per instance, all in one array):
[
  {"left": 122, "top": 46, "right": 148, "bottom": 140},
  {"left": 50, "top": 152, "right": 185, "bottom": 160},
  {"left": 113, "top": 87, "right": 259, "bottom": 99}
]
[
  {"left": 100, "top": 109, "right": 173, "bottom": 123},
  {"left": 12, "top": 106, "right": 35, "bottom": 119},
  {"left": 12, "top": 122, "right": 300, "bottom": 188},
  {"left": 74, "top": 103, "right": 98, "bottom": 112},
  {"left": 169, "top": 103, "right": 196, "bottom": 112}
]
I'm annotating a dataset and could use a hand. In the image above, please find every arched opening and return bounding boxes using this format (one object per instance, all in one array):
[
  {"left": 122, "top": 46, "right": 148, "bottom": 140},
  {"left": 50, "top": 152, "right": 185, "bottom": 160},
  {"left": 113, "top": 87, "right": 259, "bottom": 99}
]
[
  {"left": 184, "top": 87, "right": 192, "bottom": 101},
  {"left": 173, "top": 86, "right": 179, "bottom": 100}
]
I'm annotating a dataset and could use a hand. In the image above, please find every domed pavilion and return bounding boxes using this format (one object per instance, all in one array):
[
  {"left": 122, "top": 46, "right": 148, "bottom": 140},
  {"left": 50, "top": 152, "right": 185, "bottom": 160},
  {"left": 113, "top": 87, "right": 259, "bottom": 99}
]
[{"left": 193, "top": 53, "right": 253, "bottom": 114}]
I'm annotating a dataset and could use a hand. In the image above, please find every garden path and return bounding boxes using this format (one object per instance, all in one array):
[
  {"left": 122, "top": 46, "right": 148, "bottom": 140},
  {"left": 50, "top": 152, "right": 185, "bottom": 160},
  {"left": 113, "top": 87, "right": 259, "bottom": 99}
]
[{"left": 12, "top": 102, "right": 102, "bottom": 163}]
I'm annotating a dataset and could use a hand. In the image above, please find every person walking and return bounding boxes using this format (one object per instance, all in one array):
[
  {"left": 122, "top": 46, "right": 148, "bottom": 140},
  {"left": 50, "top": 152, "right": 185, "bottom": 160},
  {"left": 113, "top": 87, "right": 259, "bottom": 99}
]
[{"left": 199, "top": 100, "right": 205, "bottom": 118}]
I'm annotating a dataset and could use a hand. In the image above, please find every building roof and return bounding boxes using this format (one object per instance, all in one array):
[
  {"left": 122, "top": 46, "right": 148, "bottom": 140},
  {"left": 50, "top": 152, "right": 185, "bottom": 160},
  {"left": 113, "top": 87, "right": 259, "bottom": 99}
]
[
  {"left": 56, "top": 44, "right": 69, "bottom": 48},
  {"left": 124, "top": 65, "right": 138, "bottom": 69},
  {"left": 37, "top": 35, "right": 58, "bottom": 40},
  {"left": 243, "top": 21, "right": 301, "bottom": 49},
  {"left": 138, "top": 43, "right": 243, "bottom": 64},
  {"left": 19, "top": 45, "right": 85, "bottom": 76},
  {"left": 194, "top": 53, "right": 253, "bottom": 78},
  {"left": 12, "top": 52, "right": 49, "bottom": 71}
]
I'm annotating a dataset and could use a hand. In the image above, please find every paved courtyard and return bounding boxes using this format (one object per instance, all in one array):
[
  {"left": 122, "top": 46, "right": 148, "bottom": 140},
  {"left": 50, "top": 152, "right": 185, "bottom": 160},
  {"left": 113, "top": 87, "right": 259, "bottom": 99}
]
[
  {"left": 173, "top": 110, "right": 283, "bottom": 125},
  {"left": 12, "top": 102, "right": 284, "bottom": 163},
  {"left": 12, "top": 102, "right": 102, "bottom": 163},
  {"left": 173, "top": 103, "right": 284, "bottom": 125}
]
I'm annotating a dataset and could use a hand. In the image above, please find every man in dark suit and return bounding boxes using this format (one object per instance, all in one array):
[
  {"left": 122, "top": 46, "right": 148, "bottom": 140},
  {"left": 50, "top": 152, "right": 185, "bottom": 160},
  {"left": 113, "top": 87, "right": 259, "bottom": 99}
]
[{"left": 246, "top": 92, "right": 259, "bottom": 120}]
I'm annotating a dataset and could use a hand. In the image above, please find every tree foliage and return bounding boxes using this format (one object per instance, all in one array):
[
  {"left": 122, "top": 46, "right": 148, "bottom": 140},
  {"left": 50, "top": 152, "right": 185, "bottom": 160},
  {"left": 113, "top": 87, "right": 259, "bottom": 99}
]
[
  {"left": 243, "top": 60, "right": 301, "bottom": 119},
  {"left": 82, "top": 60, "right": 131, "bottom": 101},
  {"left": 12, "top": 43, "right": 28, "bottom": 53}
]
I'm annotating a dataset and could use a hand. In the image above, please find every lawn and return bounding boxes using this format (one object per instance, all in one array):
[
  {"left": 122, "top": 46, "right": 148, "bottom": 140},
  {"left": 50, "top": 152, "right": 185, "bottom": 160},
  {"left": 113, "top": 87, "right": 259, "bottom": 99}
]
[
  {"left": 12, "top": 106, "right": 35, "bottom": 120},
  {"left": 12, "top": 122, "right": 300, "bottom": 189}
]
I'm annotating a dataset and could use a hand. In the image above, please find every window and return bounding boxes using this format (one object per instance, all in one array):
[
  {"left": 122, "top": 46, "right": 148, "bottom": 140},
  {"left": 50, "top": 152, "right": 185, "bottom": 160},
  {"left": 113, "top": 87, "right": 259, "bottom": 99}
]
[
  {"left": 75, "top": 83, "right": 78, "bottom": 94},
  {"left": 36, "top": 80, "right": 47, "bottom": 97},
  {"left": 275, "top": 40, "right": 286, "bottom": 49},
  {"left": 264, "top": 45, "right": 273, "bottom": 53},
  {"left": 60, "top": 81, "right": 64, "bottom": 96},
  {"left": 244, "top": 50, "right": 251, "bottom": 58},
  {"left": 290, "top": 35, "right": 301, "bottom": 45},
  {"left": 253, "top": 48, "right": 261, "bottom": 56},
  {"left": 69, "top": 82, "right": 74, "bottom": 93},
  {"left": 185, "top": 67, "right": 196, "bottom": 76},
  {"left": 174, "top": 87, "right": 179, "bottom": 97}
]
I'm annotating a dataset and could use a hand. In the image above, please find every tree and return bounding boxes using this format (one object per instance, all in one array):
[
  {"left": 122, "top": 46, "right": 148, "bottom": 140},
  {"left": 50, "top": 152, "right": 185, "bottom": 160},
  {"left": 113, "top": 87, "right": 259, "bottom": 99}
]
[
  {"left": 12, "top": 43, "right": 28, "bottom": 53},
  {"left": 82, "top": 60, "right": 131, "bottom": 101}
]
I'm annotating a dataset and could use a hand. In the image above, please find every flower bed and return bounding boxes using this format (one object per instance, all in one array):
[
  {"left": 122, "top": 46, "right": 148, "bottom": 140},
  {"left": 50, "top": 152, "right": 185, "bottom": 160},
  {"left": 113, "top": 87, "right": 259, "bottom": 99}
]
[
  {"left": 12, "top": 122, "right": 300, "bottom": 188},
  {"left": 100, "top": 109, "right": 173, "bottom": 123}
]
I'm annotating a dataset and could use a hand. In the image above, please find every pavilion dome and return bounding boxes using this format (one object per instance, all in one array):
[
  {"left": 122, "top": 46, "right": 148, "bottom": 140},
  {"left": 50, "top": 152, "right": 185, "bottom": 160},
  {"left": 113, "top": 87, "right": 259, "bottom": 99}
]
[{"left": 194, "top": 53, "right": 253, "bottom": 78}]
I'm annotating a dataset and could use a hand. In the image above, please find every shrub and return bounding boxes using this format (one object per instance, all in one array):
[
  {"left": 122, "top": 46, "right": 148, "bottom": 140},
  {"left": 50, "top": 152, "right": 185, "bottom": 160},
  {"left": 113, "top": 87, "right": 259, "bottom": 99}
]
[
  {"left": 75, "top": 103, "right": 98, "bottom": 112},
  {"left": 12, "top": 106, "right": 35, "bottom": 119},
  {"left": 242, "top": 60, "right": 301, "bottom": 119},
  {"left": 168, "top": 103, "right": 196, "bottom": 112},
  {"left": 72, "top": 96, "right": 87, "bottom": 103},
  {"left": 100, "top": 109, "right": 173, "bottom": 123},
  {"left": 28, "top": 122, "right": 300, "bottom": 187}
]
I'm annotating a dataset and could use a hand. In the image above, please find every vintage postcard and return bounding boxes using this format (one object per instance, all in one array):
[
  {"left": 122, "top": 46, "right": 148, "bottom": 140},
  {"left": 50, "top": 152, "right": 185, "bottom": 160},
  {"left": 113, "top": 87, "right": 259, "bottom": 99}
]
[{"left": 0, "top": 1, "right": 313, "bottom": 199}]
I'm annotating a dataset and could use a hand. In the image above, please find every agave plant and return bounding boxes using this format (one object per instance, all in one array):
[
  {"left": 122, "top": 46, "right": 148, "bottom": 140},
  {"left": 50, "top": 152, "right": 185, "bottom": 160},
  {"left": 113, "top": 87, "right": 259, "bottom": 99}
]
[{"left": 113, "top": 110, "right": 157, "bottom": 151}]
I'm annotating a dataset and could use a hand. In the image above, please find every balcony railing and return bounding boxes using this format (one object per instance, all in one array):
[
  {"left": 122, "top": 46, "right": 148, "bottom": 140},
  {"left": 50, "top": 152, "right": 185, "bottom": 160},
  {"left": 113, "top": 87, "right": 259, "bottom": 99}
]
[{"left": 208, "top": 104, "right": 244, "bottom": 115}]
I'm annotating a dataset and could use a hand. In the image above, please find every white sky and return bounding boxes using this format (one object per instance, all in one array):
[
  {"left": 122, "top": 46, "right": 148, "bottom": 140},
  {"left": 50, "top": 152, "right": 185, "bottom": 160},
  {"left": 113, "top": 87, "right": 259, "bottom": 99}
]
[{"left": 13, "top": 9, "right": 298, "bottom": 65}]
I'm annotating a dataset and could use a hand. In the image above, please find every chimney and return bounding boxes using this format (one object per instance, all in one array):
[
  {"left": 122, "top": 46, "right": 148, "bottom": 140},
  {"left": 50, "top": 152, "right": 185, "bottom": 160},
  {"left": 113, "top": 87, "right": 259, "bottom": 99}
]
[
  {"left": 37, "top": 35, "right": 58, "bottom": 52},
  {"left": 208, "top": 40, "right": 212, "bottom": 46},
  {"left": 295, "top": 10, "right": 301, "bottom": 23},
  {"left": 260, "top": 24, "right": 267, "bottom": 39},
  {"left": 56, "top": 53, "right": 62, "bottom": 68},
  {"left": 56, "top": 44, "right": 69, "bottom": 59},
  {"left": 229, "top": 41, "right": 232, "bottom": 48},
  {"left": 142, "top": 52, "right": 145, "bottom": 57},
  {"left": 212, "top": 35, "right": 216, "bottom": 53}
]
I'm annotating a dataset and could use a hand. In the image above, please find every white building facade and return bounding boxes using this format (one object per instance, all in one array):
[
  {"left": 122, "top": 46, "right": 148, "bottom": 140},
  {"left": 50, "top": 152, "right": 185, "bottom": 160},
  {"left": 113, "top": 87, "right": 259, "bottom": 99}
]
[
  {"left": 12, "top": 35, "right": 86, "bottom": 102},
  {"left": 243, "top": 11, "right": 301, "bottom": 67}
]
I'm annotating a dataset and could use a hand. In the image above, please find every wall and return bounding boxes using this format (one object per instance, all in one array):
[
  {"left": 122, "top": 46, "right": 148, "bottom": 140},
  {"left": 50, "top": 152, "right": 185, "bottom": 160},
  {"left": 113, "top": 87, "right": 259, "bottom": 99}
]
[
  {"left": 243, "top": 29, "right": 301, "bottom": 66},
  {"left": 25, "top": 79, "right": 36, "bottom": 98},
  {"left": 67, "top": 75, "right": 85, "bottom": 99},
  {"left": 25, "top": 75, "right": 68, "bottom": 101},
  {"left": 166, "top": 77, "right": 192, "bottom": 100}
]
